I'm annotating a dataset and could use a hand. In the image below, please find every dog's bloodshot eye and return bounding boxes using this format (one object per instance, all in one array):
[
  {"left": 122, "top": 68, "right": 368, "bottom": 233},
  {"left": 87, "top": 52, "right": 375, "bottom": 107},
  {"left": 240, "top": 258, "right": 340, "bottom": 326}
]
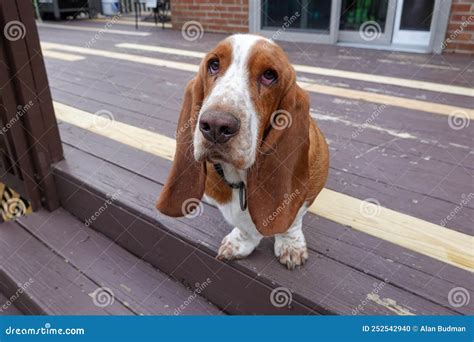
[
  {"left": 208, "top": 59, "right": 219, "bottom": 75},
  {"left": 261, "top": 69, "right": 277, "bottom": 86}
]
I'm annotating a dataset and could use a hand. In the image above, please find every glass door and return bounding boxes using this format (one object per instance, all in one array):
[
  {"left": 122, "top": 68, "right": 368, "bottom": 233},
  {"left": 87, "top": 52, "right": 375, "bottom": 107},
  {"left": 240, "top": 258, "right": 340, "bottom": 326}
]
[
  {"left": 338, "top": 0, "right": 397, "bottom": 44},
  {"left": 255, "top": 0, "right": 339, "bottom": 44},
  {"left": 392, "top": 0, "right": 435, "bottom": 46}
]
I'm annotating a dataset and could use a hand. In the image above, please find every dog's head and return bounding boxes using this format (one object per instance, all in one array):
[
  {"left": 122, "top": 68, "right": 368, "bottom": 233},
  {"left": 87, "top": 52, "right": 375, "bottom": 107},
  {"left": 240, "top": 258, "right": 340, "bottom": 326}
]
[{"left": 157, "top": 34, "right": 311, "bottom": 234}]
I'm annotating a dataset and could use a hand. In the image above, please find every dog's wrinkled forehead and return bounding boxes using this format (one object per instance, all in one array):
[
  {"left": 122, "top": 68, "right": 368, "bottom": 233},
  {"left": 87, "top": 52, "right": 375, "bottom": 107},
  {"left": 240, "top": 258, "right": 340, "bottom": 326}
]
[{"left": 200, "top": 34, "right": 273, "bottom": 112}]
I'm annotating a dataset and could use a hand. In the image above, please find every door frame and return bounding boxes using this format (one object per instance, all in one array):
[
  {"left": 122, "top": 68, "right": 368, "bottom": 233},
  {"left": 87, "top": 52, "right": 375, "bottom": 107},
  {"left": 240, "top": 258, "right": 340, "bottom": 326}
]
[
  {"left": 392, "top": 0, "right": 442, "bottom": 47},
  {"left": 337, "top": 0, "right": 398, "bottom": 45},
  {"left": 249, "top": 0, "right": 340, "bottom": 44}
]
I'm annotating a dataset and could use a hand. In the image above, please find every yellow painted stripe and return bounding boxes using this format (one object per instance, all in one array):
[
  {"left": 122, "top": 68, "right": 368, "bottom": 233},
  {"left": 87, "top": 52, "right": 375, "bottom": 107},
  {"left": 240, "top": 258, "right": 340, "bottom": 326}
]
[
  {"left": 115, "top": 42, "right": 474, "bottom": 97},
  {"left": 37, "top": 23, "right": 151, "bottom": 36},
  {"left": 42, "top": 42, "right": 473, "bottom": 119},
  {"left": 53, "top": 101, "right": 474, "bottom": 272},
  {"left": 41, "top": 42, "right": 198, "bottom": 73},
  {"left": 116, "top": 43, "right": 206, "bottom": 58},
  {"left": 42, "top": 50, "right": 85, "bottom": 62},
  {"left": 299, "top": 82, "right": 474, "bottom": 119}
]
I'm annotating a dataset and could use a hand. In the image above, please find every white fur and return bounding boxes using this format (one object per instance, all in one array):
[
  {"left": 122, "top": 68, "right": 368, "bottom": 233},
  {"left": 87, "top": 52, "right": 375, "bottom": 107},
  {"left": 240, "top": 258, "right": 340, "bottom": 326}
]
[{"left": 194, "top": 34, "right": 267, "bottom": 169}]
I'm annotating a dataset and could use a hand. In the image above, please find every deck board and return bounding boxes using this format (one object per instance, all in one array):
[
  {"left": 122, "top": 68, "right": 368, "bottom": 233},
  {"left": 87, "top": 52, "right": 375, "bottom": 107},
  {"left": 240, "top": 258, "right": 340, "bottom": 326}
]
[
  {"left": 18, "top": 209, "right": 223, "bottom": 315},
  {"left": 0, "top": 220, "right": 133, "bottom": 315},
  {"left": 32, "top": 22, "right": 474, "bottom": 315},
  {"left": 53, "top": 144, "right": 465, "bottom": 315},
  {"left": 0, "top": 291, "right": 23, "bottom": 315}
]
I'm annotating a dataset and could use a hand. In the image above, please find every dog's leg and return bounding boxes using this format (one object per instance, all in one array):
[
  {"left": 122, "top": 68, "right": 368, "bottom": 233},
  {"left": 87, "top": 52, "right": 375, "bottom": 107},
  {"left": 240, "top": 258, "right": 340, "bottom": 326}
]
[
  {"left": 217, "top": 227, "right": 262, "bottom": 261},
  {"left": 274, "top": 209, "right": 308, "bottom": 269}
]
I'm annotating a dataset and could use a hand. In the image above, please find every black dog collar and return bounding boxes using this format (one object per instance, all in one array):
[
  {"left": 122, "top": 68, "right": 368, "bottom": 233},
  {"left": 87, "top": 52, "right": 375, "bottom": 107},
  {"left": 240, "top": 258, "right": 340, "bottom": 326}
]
[{"left": 213, "top": 163, "right": 247, "bottom": 211}]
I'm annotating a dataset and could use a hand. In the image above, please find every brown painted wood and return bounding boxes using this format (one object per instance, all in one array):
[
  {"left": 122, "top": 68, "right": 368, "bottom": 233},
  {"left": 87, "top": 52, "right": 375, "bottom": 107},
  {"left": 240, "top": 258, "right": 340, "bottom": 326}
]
[
  {"left": 56, "top": 111, "right": 474, "bottom": 235},
  {"left": 53, "top": 144, "right": 459, "bottom": 315},
  {"left": 18, "top": 208, "right": 223, "bottom": 315},
  {"left": 0, "top": 220, "right": 133, "bottom": 315},
  {"left": 0, "top": 43, "right": 42, "bottom": 208},
  {"left": 0, "top": 2, "right": 60, "bottom": 210},
  {"left": 56, "top": 129, "right": 473, "bottom": 314},
  {"left": 16, "top": 0, "right": 63, "bottom": 163}
]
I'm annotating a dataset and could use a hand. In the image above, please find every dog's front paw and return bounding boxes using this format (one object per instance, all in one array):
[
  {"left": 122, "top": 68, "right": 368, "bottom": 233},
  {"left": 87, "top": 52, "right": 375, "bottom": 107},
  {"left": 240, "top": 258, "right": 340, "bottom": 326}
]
[
  {"left": 274, "top": 240, "right": 309, "bottom": 270},
  {"left": 217, "top": 227, "right": 259, "bottom": 261}
]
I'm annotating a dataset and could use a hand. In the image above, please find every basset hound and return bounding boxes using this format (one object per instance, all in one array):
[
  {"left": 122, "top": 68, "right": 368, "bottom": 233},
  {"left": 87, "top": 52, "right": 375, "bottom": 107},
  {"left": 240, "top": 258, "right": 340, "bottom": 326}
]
[{"left": 157, "top": 34, "right": 329, "bottom": 269}]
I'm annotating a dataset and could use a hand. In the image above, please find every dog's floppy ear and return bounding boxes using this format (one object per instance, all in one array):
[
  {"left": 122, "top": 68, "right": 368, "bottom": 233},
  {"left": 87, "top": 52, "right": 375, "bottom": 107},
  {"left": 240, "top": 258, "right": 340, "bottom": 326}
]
[
  {"left": 156, "top": 77, "right": 206, "bottom": 216},
  {"left": 247, "top": 81, "right": 310, "bottom": 236}
]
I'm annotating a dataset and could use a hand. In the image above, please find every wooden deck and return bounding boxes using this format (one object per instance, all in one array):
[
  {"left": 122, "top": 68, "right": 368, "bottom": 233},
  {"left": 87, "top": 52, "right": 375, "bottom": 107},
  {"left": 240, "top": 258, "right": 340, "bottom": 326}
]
[{"left": 1, "top": 19, "right": 472, "bottom": 315}]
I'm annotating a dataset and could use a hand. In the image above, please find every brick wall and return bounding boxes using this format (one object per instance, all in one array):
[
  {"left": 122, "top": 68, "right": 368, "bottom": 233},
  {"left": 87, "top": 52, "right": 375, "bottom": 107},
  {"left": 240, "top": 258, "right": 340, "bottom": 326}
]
[
  {"left": 171, "top": 0, "right": 249, "bottom": 34},
  {"left": 443, "top": 1, "right": 474, "bottom": 53}
]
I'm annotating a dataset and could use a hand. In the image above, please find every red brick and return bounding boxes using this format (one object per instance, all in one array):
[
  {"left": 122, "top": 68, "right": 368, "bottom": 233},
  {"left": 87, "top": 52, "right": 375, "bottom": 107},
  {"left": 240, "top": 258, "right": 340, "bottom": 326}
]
[{"left": 451, "top": 3, "right": 472, "bottom": 12}]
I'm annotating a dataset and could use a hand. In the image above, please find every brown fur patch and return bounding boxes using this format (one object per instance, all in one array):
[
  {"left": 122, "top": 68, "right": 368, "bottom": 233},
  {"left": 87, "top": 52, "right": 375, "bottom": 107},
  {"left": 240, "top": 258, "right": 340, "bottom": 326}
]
[{"left": 204, "top": 162, "right": 233, "bottom": 204}]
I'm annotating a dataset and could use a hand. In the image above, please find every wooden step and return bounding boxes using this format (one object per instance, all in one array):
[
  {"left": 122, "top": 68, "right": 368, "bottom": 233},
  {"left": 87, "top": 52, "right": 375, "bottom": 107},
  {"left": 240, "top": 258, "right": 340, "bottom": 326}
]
[
  {"left": 17, "top": 209, "right": 222, "bottom": 315},
  {"left": 53, "top": 144, "right": 464, "bottom": 315},
  {"left": 0, "top": 209, "right": 222, "bottom": 315},
  {"left": 0, "top": 219, "right": 131, "bottom": 315}
]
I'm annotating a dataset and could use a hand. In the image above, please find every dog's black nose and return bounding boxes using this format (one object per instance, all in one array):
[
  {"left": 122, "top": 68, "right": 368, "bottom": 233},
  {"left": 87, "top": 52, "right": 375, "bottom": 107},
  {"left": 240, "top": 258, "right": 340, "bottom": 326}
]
[{"left": 199, "top": 111, "right": 240, "bottom": 144}]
